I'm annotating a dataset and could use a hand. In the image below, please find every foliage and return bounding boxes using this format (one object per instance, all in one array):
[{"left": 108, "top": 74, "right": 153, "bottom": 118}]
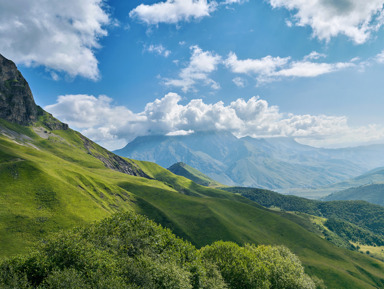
[
  {"left": 324, "top": 218, "right": 384, "bottom": 247},
  {"left": 200, "top": 241, "right": 316, "bottom": 289},
  {"left": 0, "top": 212, "right": 317, "bottom": 289}
]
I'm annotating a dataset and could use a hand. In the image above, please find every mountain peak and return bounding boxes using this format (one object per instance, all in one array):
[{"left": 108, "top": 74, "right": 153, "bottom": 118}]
[{"left": 0, "top": 54, "right": 39, "bottom": 125}]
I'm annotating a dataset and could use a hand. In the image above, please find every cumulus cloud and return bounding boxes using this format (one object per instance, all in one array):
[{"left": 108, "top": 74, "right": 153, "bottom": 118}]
[
  {"left": 269, "top": 0, "right": 384, "bottom": 44},
  {"left": 225, "top": 51, "right": 354, "bottom": 84},
  {"left": 145, "top": 44, "right": 171, "bottom": 57},
  {"left": 0, "top": 0, "right": 110, "bottom": 80},
  {"left": 45, "top": 93, "right": 384, "bottom": 150},
  {"left": 129, "top": 0, "right": 218, "bottom": 25},
  {"left": 164, "top": 45, "right": 222, "bottom": 92}
]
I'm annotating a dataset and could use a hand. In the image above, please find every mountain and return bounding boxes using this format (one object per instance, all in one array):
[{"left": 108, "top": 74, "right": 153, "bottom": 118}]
[
  {"left": 2, "top": 54, "right": 384, "bottom": 288},
  {"left": 168, "top": 162, "right": 223, "bottom": 187},
  {"left": 297, "top": 166, "right": 384, "bottom": 199},
  {"left": 114, "top": 132, "right": 384, "bottom": 195},
  {"left": 323, "top": 183, "right": 384, "bottom": 206}
]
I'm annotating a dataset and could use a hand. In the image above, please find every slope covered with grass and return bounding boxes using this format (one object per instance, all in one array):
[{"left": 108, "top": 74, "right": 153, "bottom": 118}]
[{"left": 168, "top": 162, "right": 223, "bottom": 187}]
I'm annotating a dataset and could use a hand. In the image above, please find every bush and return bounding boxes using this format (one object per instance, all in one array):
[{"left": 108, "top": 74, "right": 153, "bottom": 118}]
[{"left": 0, "top": 212, "right": 319, "bottom": 289}]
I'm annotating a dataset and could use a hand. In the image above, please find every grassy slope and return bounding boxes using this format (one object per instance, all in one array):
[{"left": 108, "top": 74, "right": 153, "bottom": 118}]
[
  {"left": 1, "top": 120, "right": 384, "bottom": 288},
  {"left": 168, "top": 162, "right": 223, "bottom": 187}
]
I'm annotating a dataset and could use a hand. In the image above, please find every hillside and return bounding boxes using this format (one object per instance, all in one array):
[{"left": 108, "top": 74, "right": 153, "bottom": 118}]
[
  {"left": 324, "top": 183, "right": 384, "bottom": 206},
  {"left": 168, "top": 162, "right": 223, "bottom": 187},
  {"left": 114, "top": 133, "right": 384, "bottom": 194},
  {"left": 1, "top": 54, "right": 384, "bottom": 288},
  {"left": 224, "top": 187, "right": 384, "bottom": 249}
]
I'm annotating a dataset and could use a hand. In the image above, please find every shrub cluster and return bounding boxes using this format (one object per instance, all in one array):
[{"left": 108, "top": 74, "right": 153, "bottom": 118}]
[{"left": 0, "top": 212, "right": 319, "bottom": 288}]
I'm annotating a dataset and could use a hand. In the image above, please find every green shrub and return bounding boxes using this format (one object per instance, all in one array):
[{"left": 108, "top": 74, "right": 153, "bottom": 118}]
[{"left": 0, "top": 212, "right": 319, "bottom": 289}]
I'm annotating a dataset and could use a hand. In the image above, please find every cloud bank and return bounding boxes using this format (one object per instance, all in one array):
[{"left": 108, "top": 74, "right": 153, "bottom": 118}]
[
  {"left": 269, "top": 0, "right": 384, "bottom": 43},
  {"left": 45, "top": 93, "right": 384, "bottom": 150},
  {"left": 0, "top": 0, "right": 110, "bottom": 80}
]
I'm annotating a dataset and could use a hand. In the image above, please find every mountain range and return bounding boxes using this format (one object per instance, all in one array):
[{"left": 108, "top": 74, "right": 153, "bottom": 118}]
[
  {"left": 114, "top": 132, "right": 384, "bottom": 197},
  {"left": 2, "top": 53, "right": 384, "bottom": 288}
]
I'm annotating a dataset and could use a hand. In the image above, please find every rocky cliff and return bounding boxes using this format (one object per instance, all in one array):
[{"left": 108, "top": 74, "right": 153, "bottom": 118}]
[{"left": 0, "top": 54, "right": 38, "bottom": 125}]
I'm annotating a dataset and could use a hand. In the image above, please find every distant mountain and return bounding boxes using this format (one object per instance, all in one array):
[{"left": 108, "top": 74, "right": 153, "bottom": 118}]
[
  {"left": 168, "top": 162, "right": 223, "bottom": 187},
  {"left": 324, "top": 183, "right": 384, "bottom": 206},
  {"left": 296, "top": 166, "right": 384, "bottom": 199},
  {"left": 114, "top": 132, "right": 384, "bottom": 194}
]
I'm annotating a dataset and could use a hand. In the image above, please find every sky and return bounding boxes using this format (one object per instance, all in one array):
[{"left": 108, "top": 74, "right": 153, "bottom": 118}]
[{"left": 2, "top": 0, "right": 384, "bottom": 150}]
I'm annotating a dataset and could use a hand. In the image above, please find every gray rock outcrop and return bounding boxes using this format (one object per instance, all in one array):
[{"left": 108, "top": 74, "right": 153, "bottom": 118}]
[{"left": 0, "top": 54, "right": 38, "bottom": 125}]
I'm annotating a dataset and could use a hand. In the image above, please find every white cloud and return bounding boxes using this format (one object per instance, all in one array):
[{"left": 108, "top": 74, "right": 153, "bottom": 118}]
[
  {"left": 375, "top": 50, "right": 384, "bottom": 63},
  {"left": 225, "top": 52, "right": 354, "bottom": 84},
  {"left": 232, "top": 77, "right": 246, "bottom": 87},
  {"left": 166, "top": 129, "right": 194, "bottom": 136},
  {"left": 273, "top": 61, "right": 354, "bottom": 78},
  {"left": 45, "top": 93, "right": 384, "bottom": 150},
  {"left": 221, "top": 0, "right": 248, "bottom": 4},
  {"left": 145, "top": 44, "right": 171, "bottom": 57},
  {"left": 225, "top": 52, "right": 290, "bottom": 75},
  {"left": 303, "top": 51, "right": 327, "bottom": 61},
  {"left": 0, "top": 0, "right": 110, "bottom": 80},
  {"left": 269, "top": 0, "right": 384, "bottom": 44},
  {"left": 164, "top": 45, "right": 222, "bottom": 92},
  {"left": 129, "top": 0, "right": 218, "bottom": 25}
]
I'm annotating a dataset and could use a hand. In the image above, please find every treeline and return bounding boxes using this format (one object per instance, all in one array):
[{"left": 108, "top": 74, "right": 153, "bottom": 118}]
[
  {"left": 0, "top": 212, "right": 322, "bottom": 289},
  {"left": 225, "top": 187, "right": 384, "bottom": 247}
]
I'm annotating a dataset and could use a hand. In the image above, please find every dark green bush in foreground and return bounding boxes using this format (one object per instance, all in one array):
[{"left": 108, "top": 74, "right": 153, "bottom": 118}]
[{"left": 0, "top": 211, "right": 319, "bottom": 288}]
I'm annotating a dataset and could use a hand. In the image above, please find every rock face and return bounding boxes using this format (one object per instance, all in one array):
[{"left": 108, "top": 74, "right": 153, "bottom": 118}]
[
  {"left": 0, "top": 54, "right": 38, "bottom": 125},
  {"left": 81, "top": 135, "right": 151, "bottom": 178}
]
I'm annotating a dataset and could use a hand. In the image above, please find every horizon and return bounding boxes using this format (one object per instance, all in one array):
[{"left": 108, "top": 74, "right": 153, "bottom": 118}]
[{"left": 2, "top": 0, "right": 384, "bottom": 150}]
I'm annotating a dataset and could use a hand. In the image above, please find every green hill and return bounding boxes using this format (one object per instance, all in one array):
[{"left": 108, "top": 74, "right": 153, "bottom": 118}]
[
  {"left": 224, "top": 187, "right": 384, "bottom": 251},
  {"left": 168, "top": 162, "right": 223, "bottom": 187},
  {"left": 324, "top": 183, "right": 384, "bottom": 206},
  {"left": 2, "top": 54, "right": 384, "bottom": 288}
]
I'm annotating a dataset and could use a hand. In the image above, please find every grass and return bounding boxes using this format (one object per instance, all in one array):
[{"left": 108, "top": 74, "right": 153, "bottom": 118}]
[
  {"left": 355, "top": 243, "right": 384, "bottom": 261},
  {"left": 1, "top": 120, "right": 384, "bottom": 288}
]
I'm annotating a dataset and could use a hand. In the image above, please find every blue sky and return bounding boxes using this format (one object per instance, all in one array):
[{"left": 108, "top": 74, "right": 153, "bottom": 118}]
[{"left": 2, "top": 0, "right": 384, "bottom": 150}]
